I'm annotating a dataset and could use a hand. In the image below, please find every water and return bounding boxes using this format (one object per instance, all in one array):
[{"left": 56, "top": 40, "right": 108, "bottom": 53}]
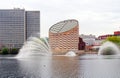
[
  {"left": 16, "top": 35, "right": 76, "bottom": 58},
  {"left": 65, "top": 51, "right": 76, "bottom": 56},
  {"left": 16, "top": 36, "right": 52, "bottom": 58},
  {"left": 98, "top": 41, "right": 120, "bottom": 55},
  {"left": 8, "top": 35, "right": 120, "bottom": 77},
  {"left": 1, "top": 55, "right": 120, "bottom": 78}
]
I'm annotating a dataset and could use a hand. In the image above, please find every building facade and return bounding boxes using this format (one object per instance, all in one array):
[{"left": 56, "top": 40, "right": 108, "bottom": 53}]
[
  {"left": 0, "top": 9, "right": 40, "bottom": 48},
  {"left": 26, "top": 11, "right": 40, "bottom": 38},
  {"left": 98, "top": 34, "right": 112, "bottom": 40},
  {"left": 114, "top": 31, "right": 120, "bottom": 36},
  {"left": 49, "top": 19, "right": 79, "bottom": 54},
  {"left": 78, "top": 37, "right": 85, "bottom": 50},
  {"left": 80, "top": 34, "right": 96, "bottom": 46}
]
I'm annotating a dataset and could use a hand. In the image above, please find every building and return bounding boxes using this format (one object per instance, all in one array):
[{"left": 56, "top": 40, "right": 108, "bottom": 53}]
[
  {"left": 26, "top": 11, "right": 40, "bottom": 38},
  {"left": 98, "top": 34, "right": 112, "bottom": 40},
  {"left": 79, "top": 34, "right": 97, "bottom": 52},
  {"left": 0, "top": 8, "right": 40, "bottom": 48},
  {"left": 49, "top": 19, "right": 79, "bottom": 54},
  {"left": 78, "top": 37, "right": 85, "bottom": 50},
  {"left": 80, "top": 34, "right": 96, "bottom": 46},
  {"left": 114, "top": 31, "right": 120, "bottom": 36},
  {"left": 98, "top": 31, "right": 120, "bottom": 40},
  {"left": 93, "top": 39, "right": 103, "bottom": 46}
]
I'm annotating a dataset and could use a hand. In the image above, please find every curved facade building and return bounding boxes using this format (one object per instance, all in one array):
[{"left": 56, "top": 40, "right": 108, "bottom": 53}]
[{"left": 49, "top": 19, "right": 79, "bottom": 54}]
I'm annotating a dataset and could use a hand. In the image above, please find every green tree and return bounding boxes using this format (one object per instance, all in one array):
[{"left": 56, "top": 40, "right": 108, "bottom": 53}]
[
  {"left": 10, "top": 48, "right": 19, "bottom": 54},
  {"left": 103, "top": 36, "right": 120, "bottom": 46},
  {"left": 1, "top": 48, "right": 9, "bottom": 54}
]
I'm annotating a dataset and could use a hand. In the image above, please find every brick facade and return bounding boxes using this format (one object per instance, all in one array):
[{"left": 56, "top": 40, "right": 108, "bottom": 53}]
[{"left": 49, "top": 20, "right": 79, "bottom": 54}]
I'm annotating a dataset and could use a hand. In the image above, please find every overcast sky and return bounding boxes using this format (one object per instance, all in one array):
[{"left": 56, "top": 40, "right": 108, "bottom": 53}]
[{"left": 0, "top": 0, "right": 120, "bottom": 37}]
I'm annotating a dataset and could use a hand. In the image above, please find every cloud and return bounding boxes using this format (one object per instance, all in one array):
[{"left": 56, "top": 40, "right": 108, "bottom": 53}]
[{"left": 0, "top": 0, "right": 120, "bottom": 37}]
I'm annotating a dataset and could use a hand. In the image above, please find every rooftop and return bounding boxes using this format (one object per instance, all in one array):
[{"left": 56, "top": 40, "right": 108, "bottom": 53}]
[{"left": 49, "top": 19, "right": 78, "bottom": 33}]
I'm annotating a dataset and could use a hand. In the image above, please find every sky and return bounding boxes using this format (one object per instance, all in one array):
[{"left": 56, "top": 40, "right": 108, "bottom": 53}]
[{"left": 0, "top": 0, "right": 120, "bottom": 37}]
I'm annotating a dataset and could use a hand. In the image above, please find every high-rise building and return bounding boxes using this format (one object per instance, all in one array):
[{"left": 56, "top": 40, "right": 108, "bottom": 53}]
[
  {"left": 0, "top": 8, "right": 40, "bottom": 48},
  {"left": 49, "top": 19, "right": 79, "bottom": 54},
  {"left": 26, "top": 11, "right": 40, "bottom": 38}
]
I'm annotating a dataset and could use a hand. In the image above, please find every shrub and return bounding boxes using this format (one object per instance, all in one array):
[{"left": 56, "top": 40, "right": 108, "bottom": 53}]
[
  {"left": 1, "top": 48, "right": 9, "bottom": 54},
  {"left": 10, "top": 48, "right": 19, "bottom": 54},
  {"left": 103, "top": 36, "right": 120, "bottom": 46}
]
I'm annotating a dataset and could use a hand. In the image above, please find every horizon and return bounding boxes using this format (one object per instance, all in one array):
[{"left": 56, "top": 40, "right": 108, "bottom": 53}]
[{"left": 0, "top": 0, "right": 120, "bottom": 37}]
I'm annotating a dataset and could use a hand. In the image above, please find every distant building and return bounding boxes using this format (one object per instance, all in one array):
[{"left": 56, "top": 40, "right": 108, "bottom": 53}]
[
  {"left": 93, "top": 39, "right": 103, "bottom": 46},
  {"left": 49, "top": 19, "right": 79, "bottom": 54},
  {"left": 98, "top": 34, "right": 112, "bottom": 40},
  {"left": 80, "top": 34, "right": 96, "bottom": 39},
  {"left": 98, "top": 31, "right": 120, "bottom": 40},
  {"left": 80, "top": 34, "right": 96, "bottom": 46},
  {"left": 78, "top": 37, "right": 85, "bottom": 50},
  {"left": 114, "top": 31, "right": 120, "bottom": 36},
  {"left": 0, "top": 8, "right": 40, "bottom": 48}
]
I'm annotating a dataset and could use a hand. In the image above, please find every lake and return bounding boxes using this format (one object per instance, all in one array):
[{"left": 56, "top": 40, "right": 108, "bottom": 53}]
[{"left": 0, "top": 54, "right": 120, "bottom": 78}]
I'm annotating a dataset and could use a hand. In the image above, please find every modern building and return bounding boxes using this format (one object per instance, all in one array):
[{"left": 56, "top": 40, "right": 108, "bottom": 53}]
[
  {"left": 0, "top": 8, "right": 40, "bottom": 48},
  {"left": 49, "top": 19, "right": 79, "bottom": 54},
  {"left": 26, "top": 11, "right": 40, "bottom": 38}
]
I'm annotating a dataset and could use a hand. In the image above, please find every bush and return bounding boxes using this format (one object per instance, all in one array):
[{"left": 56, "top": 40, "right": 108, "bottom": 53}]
[
  {"left": 1, "top": 48, "right": 9, "bottom": 55},
  {"left": 103, "top": 36, "right": 120, "bottom": 46},
  {"left": 10, "top": 48, "right": 19, "bottom": 54}
]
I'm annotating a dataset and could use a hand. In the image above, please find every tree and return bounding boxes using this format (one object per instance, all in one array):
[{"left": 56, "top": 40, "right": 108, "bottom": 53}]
[
  {"left": 1, "top": 48, "right": 9, "bottom": 54},
  {"left": 10, "top": 48, "right": 19, "bottom": 54},
  {"left": 107, "top": 36, "right": 120, "bottom": 46}
]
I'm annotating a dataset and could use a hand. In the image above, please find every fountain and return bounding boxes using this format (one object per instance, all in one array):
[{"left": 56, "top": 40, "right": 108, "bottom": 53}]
[
  {"left": 16, "top": 35, "right": 52, "bottom": 58},
  {"left": 16, "top": 34, "right": 77, "bottom": 58},
  {"left": 98, "top": 41, "right": 120, "bottom": 55},
  {"left": 65, "top": 51, "right": 76, "bottom": 56}
]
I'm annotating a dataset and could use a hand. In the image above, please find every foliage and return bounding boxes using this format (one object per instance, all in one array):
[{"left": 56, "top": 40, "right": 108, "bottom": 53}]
[
  {"left": 1, "top": 48, "right": 9, "bottom": 54},
  {"left": 10, "top": 48, "right": 19, "bottom": 54},
  {"left": 0, "top": 48, "right": 19, "bottom": 55},
  {"left": 103, "top": 36, "right": 120, "bottom": 46}
]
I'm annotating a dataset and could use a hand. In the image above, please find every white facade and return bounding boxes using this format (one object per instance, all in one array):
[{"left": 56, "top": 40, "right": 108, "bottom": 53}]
[{"left": 93, "top": 39, "right": 103, "bottom": 46}]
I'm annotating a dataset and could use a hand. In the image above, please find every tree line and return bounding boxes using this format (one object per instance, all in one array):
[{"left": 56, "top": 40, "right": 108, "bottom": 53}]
[{"left": 0, "top": 48, "right": 19, "bottom": 55}]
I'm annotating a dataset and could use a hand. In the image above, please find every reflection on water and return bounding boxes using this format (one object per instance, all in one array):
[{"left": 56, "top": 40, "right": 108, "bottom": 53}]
[
  {"left": 18, "top": 56, "right": 52, "bottom": 78},
  {"left": 51, "top": 56, "right": 80, "bottom": 78},
  {"left": 0, "top": 55, "right": 120, "bottom": 78}
]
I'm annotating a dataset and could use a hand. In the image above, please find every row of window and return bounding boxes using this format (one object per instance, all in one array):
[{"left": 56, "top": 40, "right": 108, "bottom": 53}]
[
  {"left": 1, "top": 44, "right": 23, "bottom": 48},
  {"left": 50, "top": 34, "right": 78, "bottom": 37},
  {"left": 52, "top": 47, "right": 77, "bottom": 49},
  {"left": 0, "top": 41, "right": 24, "bottom": 44}
]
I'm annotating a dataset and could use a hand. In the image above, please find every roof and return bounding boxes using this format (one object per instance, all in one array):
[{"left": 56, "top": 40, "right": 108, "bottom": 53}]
[{"left": 49, "top": 19, "right": 78, "bottom": 33}]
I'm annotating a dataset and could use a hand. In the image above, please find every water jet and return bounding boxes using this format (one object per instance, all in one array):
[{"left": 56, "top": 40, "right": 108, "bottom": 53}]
[
  {"left": 16, "top": 36, "right": 52, "bottom": 58},
  {"left": 98, "top": 41, "right": 120, "bottom": 55},
  {"left": 65, "top": 51, "right": 76, "bottom": 56}
]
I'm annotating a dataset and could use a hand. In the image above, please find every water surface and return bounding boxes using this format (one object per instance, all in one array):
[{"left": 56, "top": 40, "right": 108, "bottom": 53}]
[{"left": 0, "top": 54, "right": 120, "bottom": 78}]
